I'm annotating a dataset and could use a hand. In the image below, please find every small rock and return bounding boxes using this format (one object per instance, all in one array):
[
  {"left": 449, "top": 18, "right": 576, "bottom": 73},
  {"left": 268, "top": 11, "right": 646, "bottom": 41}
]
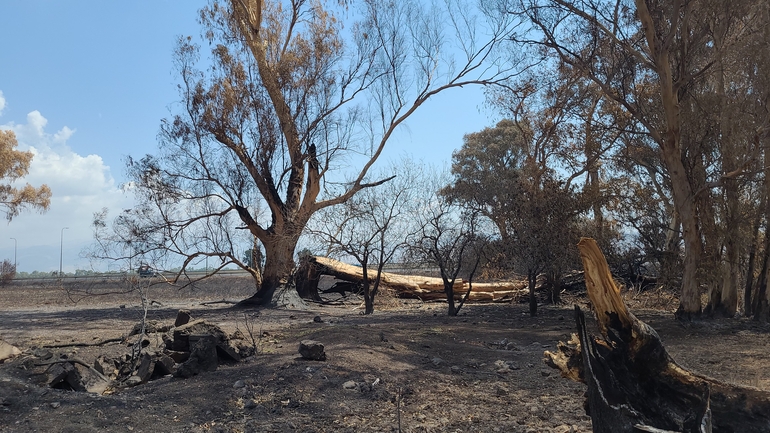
[
  {"left": 33, "top": 348, "right": 53, "bottom": 360},
  {"left": 313, "top": 316, "right": 323, "bottom": 323},
  {"left": 134, "top": 352, "right": 154, "bottom": 383},
  {"left": 540, "top": 369, "right": 552, "bottom": 377},
  {"left": 494, "top": 360, "right": 519, "bottom": 372},
  {"left": 154, "top": 355, "right": 175, "bottom": 377},
  {"left": 175, "top": 335, "right": 219, "bottom": 378},
  {"left": 47, "top": 361, "right": 86, "bottom": 391},
  {"left": 342, "top": 380, "right": 357, "bottom": 390},
  {"left": 243, "top": 399, "right": 257, "bottom": 409},
  {"left": 125, "top": 376, "right": 143, "bottom": 387},
  {"left": 450, "top": 365, "right": 462, "bottom": 374},
  {"left": 431, "top": 357, "right": 444, "bottom": 366},
  {"left": 166, "top": 350, "right": 189, "bottom": 364},
  {"left": 216, "top": 341, "right": 242, "bottom": 362},
  {"left": 496, "top": 387, "right": 508, "bottom": 396},
  {"left": 298, "top": 340, "right": 326, "bottom": 361},
  {"left": 92, "top": 356, "right": 114, "bottom": 376},
  {"left": 552, "top": 425, "right": 572, "bottom": 433},
  {"left": 50, "top": 402, "right": 60, "bottom": 409},
  {"left": 233, "top": 380, "right": 246, "bottom": 389},
  {"left": 174, "top": 309, "right": 192, "bottom": 327},
  {"left": 0, "top": 340, "right": 21, "bottom": 362},
  {"left": 171, "top": 320, "right": 228, "bottom": 352}
]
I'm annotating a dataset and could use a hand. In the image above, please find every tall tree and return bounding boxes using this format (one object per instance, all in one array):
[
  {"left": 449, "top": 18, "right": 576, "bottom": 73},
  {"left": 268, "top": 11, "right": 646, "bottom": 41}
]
[
  {"left": 444, "top": 120, "right": 582, "bottom": 316},
  {"left": 0, "top": 130, "right": 51, "bottom": 221},
  {"left": 93, "top": 0, "right": 517, "bottom": 305},
  {"left": 508, "top": 0, "right": 764, "bottom": 318}
]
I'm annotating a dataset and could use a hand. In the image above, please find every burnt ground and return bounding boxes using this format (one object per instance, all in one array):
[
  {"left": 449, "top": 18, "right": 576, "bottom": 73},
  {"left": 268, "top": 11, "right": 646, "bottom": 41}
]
[{"left": 1, "top": 275, "right": 770, "bottom": 433}]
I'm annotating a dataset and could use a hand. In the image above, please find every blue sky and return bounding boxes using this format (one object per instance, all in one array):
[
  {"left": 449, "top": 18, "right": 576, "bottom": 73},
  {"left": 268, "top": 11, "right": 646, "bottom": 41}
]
[{"left": 0, "top": 1, "right": 495, "bottom": 273}]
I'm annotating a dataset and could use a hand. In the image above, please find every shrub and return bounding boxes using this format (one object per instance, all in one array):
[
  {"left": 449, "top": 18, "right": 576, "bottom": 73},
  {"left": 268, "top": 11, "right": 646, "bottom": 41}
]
[{"left": 0, "top": 259, "right": 15, "bottom": 286}]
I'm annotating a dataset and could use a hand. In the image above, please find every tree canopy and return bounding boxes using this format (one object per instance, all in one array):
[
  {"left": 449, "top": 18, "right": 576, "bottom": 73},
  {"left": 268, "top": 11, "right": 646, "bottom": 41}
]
[
  {"left": 91, "top": 0, "right": 516, "bottom": 306},
  {"left": 88, "top": 0, "right": 770, "bottom": 320},
  {"left": 0, "top": 130, "right": 51, "bottom": 221}
]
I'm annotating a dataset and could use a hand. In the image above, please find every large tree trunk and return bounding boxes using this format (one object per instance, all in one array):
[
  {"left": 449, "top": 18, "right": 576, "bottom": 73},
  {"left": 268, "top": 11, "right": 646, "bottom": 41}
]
[
  {"left": 754, "top": 148, "right": 770, "bottom": 320},
  {"left": 239, "top": 233, "right": 300, "bottom": 307},
  {"left": 743, "top": 201, "right": 763, "bottom": 316},
  {"left": 753, "top": 239, "right": 770, "bottom": 321},
  {"left": 300, "top": 256, "right": 528, "bottom": 302},
  {"left": 663, "top": 135, "right": 703, "bottom": 320},
  {"left": 545, "top": 238, "right": 770, "bottom": 432},
  {"left": 634, "top": 0, "right": 703, "bottom": 319},
  {"left": 705, "top": 41, "right": 740, "bottom": 318}
]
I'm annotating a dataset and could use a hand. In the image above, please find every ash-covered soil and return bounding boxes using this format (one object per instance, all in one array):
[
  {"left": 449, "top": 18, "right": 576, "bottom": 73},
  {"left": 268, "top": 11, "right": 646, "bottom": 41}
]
[{"left": 1, "top": 276, "right": 769, "bottom": 433}]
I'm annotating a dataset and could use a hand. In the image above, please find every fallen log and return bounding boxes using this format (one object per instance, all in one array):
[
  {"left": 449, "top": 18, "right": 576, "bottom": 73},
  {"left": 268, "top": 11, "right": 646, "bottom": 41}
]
[
  {"left": 545, "top": 238, "right": 770, "bottom": 433},
  {"left": 303, "top": 256, "right": 527, "bottom": 302},
  {"left": 312, "top": 256, "right": 460, "bottom": 294}
]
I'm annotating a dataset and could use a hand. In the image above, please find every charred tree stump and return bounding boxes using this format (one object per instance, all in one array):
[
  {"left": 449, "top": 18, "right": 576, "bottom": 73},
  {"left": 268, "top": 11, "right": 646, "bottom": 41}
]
[{"left": 545, "top": 238, "right": 770, "bottom": 433}]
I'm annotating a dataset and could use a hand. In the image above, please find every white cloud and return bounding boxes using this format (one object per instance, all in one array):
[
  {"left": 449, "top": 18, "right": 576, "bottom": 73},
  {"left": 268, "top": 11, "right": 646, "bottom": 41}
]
[
  {"left": 0, "top": 105, "right": 135, "bottom": 272},
  {"left": 0, "top": 90, "right": 5, "bottom": 116}
]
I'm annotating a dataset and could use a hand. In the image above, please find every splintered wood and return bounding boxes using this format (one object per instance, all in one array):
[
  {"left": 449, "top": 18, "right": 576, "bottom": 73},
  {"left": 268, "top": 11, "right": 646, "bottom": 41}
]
[
  {"left": 546, "top": 237, "right": 770, "bottom": 433},
  {"left": 307, "top": 256, "right": 528, "bottom": 302}
]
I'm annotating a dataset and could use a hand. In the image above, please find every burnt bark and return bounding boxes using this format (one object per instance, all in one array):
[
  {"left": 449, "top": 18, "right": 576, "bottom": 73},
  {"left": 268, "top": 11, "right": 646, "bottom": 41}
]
[
  {"left": 294, "top": 254, "right": 322, "bottom": 301},
  {"left": 545, "top": 238, "right": 770, "bottom": 432},
  {"left": 238, "top": 232, "right": 301, "bottom": 307}
]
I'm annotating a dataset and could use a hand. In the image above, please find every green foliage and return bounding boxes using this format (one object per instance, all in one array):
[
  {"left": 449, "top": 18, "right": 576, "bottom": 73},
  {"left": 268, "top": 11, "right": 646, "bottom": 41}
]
[
  {"left": 444, "top": 119, "right": 583, "bottom": 272},
  {"left": 443, "top": 119, "right": 584, "bottom": 314}
]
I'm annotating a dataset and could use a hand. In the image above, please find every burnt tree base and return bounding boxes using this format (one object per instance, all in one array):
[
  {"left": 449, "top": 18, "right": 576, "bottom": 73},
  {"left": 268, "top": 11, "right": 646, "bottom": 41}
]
[
  {"left": 545, "top": 238, "right": 770, "bottom": 433},
  {"left": 235, "top": 284, "right": 309, "bottom": 310}
]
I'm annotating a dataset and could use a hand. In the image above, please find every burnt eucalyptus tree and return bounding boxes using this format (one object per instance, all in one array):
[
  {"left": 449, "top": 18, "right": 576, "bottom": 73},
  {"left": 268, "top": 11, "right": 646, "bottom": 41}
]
[
  {"left": 506, "top": 0, "right": 765, "bottom": 319},
  {"left": 94, "top": 0, "right": 517, "bottom": 305}
]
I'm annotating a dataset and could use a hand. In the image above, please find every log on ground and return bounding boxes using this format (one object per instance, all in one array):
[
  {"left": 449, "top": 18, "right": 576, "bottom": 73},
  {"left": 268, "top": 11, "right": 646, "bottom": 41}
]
[
  {"left": 545, "top": 237, "right": 770, "bottom": 433},
  {"left": 302, "top": 256, "right": 527, "bottom": 302}
]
